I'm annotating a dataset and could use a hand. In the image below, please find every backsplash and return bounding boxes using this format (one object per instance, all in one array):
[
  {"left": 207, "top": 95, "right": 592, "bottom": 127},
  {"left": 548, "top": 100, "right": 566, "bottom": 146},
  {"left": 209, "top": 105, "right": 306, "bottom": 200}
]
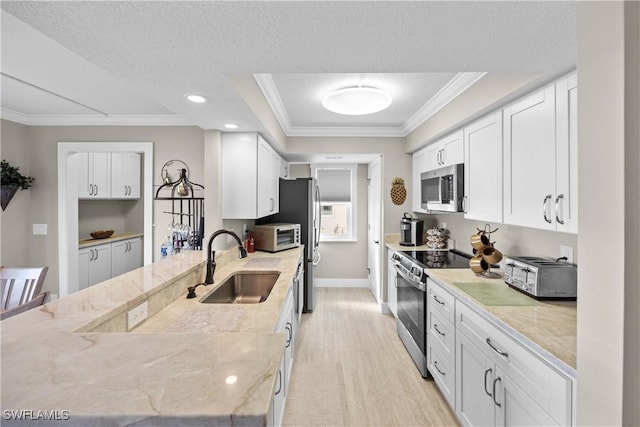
[{"left": 418, "top": 213, "right": 578, "bottom": 266}]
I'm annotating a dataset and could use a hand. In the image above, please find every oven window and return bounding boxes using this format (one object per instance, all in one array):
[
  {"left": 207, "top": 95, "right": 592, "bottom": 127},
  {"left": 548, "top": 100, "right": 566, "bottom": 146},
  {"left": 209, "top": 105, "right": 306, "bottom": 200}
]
[
  {"left": 421, "top": 177, "right": 440, "bottom": 204},
  {"left": 277, "top": 229, "right": 296, "bottom": 245},
  {"left": 396, "top": 273, "right": 426, "bottom": 354}
]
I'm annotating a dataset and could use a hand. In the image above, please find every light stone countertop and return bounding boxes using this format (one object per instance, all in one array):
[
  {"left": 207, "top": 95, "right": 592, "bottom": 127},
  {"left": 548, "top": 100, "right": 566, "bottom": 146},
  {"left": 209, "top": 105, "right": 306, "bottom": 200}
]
[
  {"left": 79, "top": 231, "right": 144, "bottom": 248},
  {"left": 0, "top": 246, "right": 304, "bottom": 426},
  {"left": 385, "top": 241, "right": 577, "bottom": 377}
]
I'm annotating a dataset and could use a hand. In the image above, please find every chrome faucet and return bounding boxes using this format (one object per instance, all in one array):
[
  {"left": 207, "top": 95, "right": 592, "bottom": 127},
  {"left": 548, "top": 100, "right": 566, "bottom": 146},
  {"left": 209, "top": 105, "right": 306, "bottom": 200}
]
[{"left": 204, "top": 229, "right": 248, "bottom": 284}]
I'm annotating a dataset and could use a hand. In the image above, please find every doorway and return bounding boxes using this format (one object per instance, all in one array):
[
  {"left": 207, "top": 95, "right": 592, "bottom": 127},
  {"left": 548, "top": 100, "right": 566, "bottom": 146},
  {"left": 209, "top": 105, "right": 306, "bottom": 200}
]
[{"left": 367, "top": 157, "right": 383, "bottom": 308}]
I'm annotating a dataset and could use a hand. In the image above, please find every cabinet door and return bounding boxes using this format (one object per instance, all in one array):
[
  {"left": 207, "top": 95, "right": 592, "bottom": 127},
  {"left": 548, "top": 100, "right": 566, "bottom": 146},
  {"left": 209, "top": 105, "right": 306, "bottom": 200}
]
[
  {"left": 503, "top": 85, "right": 556, "bottom": 230},
  {"left": 387, "top": 250, "right": 397, "bottom": 316},
  {"left": 412, "top": 147, "right": 428, "bottom": 213},
  {"left": 257, "top": 137, "right": 279, "bottom": 218},
  {"left": 111, "top": 153, "right": 141, "bottom": 199},
  {"left": 464, "top": 112, "right": 503, "bottom": 223},
  {"left": 456, "top": 331, "right": 495, "bottom": 427},
  {"left": 91, "top": 153, "right": 110, "bottom": 199},
  {"left": 89, "top": 244, "right": 112, "bottom": 286},
  {"left": 555, "top": 74, "right": 578, "bottom": 234},
  {"left": 426, "top": 143, "right": 443, "bottom": 171},
  {"left": 111, "top": 240, "right": 129, "bottom": 278},
  {"left": 495, "top": 368, "right": 559, "bottom": 427},
  {"left": 127, "top": 237, "right": 143, "bottom": 271},
  {"left": 442, "top": 130, "right": 464, "bottom": 166},
  {"left": 76, "top": 153, "right": 92, "bottom": 198},
  {"left": 78, "top": 247, "right": 91, "bottom": 290}
]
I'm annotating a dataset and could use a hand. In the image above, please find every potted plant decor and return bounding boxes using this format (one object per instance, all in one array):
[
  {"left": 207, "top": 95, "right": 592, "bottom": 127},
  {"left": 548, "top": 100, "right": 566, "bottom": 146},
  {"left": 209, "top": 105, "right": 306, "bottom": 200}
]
[{"left": 1, "top": 159, "right": 35, "bottom": 211}]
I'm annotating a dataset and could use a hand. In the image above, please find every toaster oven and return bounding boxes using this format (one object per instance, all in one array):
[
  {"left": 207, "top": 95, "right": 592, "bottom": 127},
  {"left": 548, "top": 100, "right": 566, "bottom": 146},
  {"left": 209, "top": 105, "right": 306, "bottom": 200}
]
[
  {"left": 253, "top": 223, "right": 301, "bottom": 252},
  {"left": 504, "top": 256, "right": 577, "bottom": 299}
]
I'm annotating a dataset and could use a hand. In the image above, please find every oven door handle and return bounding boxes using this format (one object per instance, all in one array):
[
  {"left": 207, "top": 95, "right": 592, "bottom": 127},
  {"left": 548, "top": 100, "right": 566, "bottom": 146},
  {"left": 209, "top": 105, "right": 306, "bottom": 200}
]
[{"left": 395, "top": 266, "right": 426, "bottom": 292}]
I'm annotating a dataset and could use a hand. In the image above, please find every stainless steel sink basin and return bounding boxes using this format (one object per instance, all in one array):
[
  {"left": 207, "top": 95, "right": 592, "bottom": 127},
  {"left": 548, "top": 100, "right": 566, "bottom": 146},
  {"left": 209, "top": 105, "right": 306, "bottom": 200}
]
[{"left": 200, "top": 271, "right": 280, "bottom": 304}]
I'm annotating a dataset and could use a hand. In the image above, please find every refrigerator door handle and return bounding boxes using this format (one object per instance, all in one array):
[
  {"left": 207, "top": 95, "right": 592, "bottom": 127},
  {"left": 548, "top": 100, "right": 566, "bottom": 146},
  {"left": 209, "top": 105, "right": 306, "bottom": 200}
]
[{"left": 312, "top": 251, "right": 321, "bottom": 266}]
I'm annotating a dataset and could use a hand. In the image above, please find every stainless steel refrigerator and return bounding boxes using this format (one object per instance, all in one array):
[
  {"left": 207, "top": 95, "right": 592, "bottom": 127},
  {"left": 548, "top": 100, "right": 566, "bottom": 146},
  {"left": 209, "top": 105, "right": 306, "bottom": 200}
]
[{"left": 258, "top": 177, "right": 320, "bottom": 312}]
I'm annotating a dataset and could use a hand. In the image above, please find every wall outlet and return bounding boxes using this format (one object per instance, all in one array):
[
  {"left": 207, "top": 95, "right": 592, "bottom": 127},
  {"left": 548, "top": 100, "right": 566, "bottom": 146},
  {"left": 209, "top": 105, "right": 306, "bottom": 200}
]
[
  {"left": 127, "top": 301, "right": 148, "bottom": 331},
  {"left": 242, "top": 223, "right": 247, "bottom": 237},
  {"left": 560, "top": 245, "right": 574, "bottom": 264},
  {"left": 32, "top": 224, "right": 48, "bottom": 235}
]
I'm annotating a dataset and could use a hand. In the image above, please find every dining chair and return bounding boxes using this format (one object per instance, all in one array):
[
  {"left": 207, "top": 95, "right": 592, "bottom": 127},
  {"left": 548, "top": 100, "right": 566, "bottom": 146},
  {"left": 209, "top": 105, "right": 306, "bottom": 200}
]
[
  {"left": 1, "top": 266, "right": 49, "bottom": 311},
  {"left": 0, "top": 291, "right": 49, "bottom": 320}
]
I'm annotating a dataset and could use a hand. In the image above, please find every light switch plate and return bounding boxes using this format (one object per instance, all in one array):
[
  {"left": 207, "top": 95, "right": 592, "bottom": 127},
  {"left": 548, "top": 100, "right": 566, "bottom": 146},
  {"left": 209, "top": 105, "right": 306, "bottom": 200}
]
[
  {"left": 33, "top": 224, "right": 48, "bottom": 235},
  {"left": 127, "top": 301, "right": 148, "bottom": 331}
]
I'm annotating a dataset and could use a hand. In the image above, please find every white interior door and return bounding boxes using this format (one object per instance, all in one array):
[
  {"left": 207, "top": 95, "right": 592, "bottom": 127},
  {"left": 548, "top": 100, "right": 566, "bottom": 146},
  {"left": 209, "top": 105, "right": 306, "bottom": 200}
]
[{"left": 367, "top": 160, "right": 382, "bottom": 307}]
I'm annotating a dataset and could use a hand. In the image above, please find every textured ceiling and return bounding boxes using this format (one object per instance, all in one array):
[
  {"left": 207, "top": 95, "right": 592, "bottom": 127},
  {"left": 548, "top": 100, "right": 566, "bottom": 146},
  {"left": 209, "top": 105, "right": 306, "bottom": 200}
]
[{"left": 0, "top": 1, "right": 576, "bottom": 137}]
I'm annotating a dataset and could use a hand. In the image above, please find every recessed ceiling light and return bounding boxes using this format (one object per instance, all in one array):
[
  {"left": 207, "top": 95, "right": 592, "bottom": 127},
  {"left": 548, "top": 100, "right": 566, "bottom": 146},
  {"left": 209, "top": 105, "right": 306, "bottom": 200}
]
[
  {"left": 322, "top": 87, "right": 392, "bottom": 116},
  {"left": 186, "top": 94, "right": 206, "bottom": 103},
  {"left": 224, "top": 123, "right": 239, "bottom": 129}
]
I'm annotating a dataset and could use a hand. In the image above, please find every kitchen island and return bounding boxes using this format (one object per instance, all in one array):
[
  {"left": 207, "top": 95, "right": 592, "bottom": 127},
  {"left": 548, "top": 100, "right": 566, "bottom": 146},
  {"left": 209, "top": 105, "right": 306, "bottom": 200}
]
[{"left": 0, "top": 246, "right": 304, "bottom": 426}]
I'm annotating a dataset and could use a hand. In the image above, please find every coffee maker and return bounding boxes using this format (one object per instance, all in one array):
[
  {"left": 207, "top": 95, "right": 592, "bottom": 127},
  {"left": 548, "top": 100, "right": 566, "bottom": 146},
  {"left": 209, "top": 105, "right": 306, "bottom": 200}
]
[{"left": 400, "top": 213, "right": 424, "bottom": 246}]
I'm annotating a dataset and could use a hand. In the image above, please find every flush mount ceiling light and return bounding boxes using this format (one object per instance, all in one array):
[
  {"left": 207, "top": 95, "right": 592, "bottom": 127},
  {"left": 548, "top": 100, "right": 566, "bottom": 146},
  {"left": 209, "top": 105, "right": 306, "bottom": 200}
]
[
  {"left": 186, "top": 94, "right": 206, "bottom": 103},
  {"left": 322, "top": 87, "right": 392, "bottom": 115},
  {"left": 224, "top": 123, "right": 239, "bottom": 129}
]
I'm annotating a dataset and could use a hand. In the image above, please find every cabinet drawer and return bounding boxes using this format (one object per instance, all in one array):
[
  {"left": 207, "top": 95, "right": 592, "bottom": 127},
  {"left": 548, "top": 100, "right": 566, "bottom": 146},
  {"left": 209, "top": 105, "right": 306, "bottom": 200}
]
[
  {"left": 428, "top": 279, "right": 455, "bottom": 323},
  {"left": 428, "top": 307, "right": 454, "bottom": 357},
  {"left": 427, "top": 337, "right": 455, "bottom": 409},
  {"left": 456, "top": 301, "right": 572, "bottom": 425}
]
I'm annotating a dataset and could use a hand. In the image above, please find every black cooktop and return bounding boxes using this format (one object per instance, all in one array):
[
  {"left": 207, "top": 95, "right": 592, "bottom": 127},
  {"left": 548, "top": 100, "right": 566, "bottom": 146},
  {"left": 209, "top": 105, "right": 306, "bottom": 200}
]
[{"left": 401, "top": 249, "right": 476, "bottom": 269}]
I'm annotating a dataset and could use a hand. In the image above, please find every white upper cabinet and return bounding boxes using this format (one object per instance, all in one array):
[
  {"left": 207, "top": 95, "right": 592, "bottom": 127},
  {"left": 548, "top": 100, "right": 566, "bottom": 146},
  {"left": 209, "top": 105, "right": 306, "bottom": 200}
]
[
  {"left": 412, "top": 146, "right": 429, "bottom": 213},
  {"left": 426, "top": 130, "right": 464, "bottom": 171},
  {"left": 554, "top": 73, "right": 578, "bottom": 233},
  {"left": 503, "top": 73, "right": 578, "bottom": 233},
  {"left": 503, "top": 85, "right": 558, "bottom": 231},
  {"left": 464, "top": 111, "right": 504, "bottom": 223},
  {"left": 111, "top": 152, "right": 141, "bottom": 199},
  {"left": 77, "top": 152, "right": 110, "bottom": 199},
  {"left": 222, "top": 133, "right": 280, "bottom": 219}
]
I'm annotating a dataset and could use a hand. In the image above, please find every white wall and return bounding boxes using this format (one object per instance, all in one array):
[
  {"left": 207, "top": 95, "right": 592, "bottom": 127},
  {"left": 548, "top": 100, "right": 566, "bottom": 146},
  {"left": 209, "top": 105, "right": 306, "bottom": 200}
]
[
  {"left": 576, "top": 2, "right": 639, "bottom": 425},
  {"left": 0, "top": 122, "right": 205, "bottom": 296}
]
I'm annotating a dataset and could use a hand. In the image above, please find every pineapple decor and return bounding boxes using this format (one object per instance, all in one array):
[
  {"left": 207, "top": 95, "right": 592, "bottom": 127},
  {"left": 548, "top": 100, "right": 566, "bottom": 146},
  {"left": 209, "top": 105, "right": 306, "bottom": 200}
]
[{"left": 390, "top": 177, "right": 407, "bottom": 205}]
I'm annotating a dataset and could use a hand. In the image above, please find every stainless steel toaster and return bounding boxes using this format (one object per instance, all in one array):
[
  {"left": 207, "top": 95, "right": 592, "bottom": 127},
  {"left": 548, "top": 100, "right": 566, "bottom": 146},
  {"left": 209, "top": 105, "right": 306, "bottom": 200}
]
[{"left": 504, "top": 256, "right": 577, "bottom": 299}]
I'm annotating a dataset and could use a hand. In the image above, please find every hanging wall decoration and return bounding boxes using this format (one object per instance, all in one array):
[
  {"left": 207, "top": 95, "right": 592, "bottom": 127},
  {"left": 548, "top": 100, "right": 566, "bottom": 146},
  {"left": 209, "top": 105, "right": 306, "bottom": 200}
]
[
  {"left": 1, "top": 159, "right": 35, "bottom": 211},
  {"left": 390, "top": 177, "right": 407, "bottom": 205}
]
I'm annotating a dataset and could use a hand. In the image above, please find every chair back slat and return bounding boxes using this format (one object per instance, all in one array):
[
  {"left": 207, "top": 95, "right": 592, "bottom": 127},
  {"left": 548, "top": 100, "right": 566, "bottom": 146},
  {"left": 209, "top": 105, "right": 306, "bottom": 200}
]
[{"left": 0, "top": 267, "right": 49, "bottom": 311}]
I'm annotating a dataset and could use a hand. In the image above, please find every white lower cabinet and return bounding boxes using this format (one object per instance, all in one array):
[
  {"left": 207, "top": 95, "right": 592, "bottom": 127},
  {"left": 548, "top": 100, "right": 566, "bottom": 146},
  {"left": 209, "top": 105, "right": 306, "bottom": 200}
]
[
  {"left": 111, "top": 237, "right": 143, "bottom": 278},
  {"left": 426, "top": 279, "right": 456, "bottom": 409},
  {"left": 78, "top": 243, "right": 112, "bottom": 289},
  {"left": 387, "top": 249, "right": 397, "bottom": 316},
  {"left": 455, "top": 301, "right": 572, "bottom": 427},
  {"left": 271, "top": 285, "right": 296, "bottom": 427}
]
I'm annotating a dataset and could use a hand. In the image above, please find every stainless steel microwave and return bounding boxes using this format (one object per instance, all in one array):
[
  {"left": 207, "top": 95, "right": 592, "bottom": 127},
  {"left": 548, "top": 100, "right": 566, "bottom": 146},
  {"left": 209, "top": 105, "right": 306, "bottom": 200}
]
[
  {"left": 420, "top": 164, "right": 464, "bottom": 212},
  {"left": 253, "top": 223, "right": 301, "bottom": 252}
]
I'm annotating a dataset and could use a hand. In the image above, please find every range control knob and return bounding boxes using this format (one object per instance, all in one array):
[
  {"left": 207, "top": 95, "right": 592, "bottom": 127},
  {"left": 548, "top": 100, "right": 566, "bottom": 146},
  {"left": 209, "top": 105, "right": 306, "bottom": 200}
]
[{"left": 411, "top": 266, "right": 422, "bottom": 277}]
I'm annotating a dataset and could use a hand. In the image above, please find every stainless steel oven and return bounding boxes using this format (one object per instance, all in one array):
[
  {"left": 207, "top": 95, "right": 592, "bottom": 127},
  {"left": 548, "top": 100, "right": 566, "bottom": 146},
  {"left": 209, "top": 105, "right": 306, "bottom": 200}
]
[
  {"left": 391, "top": 251, "right": 428, "bottom": 377},
  {"left": 391, "top": 249, "right": 477, "bottom": 378}
]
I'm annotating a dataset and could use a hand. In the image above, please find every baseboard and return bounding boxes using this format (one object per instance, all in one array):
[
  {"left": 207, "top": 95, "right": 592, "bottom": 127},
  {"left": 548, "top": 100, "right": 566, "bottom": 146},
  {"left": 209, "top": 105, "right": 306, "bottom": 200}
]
[{"left": 315, "top": 278, "right": 370, "bottom": 288}]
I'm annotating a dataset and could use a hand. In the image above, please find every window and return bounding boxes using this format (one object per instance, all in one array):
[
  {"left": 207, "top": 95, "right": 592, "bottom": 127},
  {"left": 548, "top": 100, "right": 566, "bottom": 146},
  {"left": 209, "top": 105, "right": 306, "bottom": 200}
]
[{"left": 313, "top": 164, "right": 357, "bottom": 241}]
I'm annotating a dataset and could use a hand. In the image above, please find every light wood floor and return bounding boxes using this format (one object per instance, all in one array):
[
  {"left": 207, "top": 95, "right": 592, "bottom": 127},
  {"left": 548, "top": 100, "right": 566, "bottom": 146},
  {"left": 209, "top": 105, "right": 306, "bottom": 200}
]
[{"left": 283, "top": 288, "right": 459, "bottom": 427}]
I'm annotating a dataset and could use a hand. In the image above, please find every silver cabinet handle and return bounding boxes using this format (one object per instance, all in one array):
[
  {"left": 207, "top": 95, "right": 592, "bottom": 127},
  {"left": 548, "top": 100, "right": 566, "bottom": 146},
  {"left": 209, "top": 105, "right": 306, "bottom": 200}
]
[
  {"left": 89, "top": 249, "right": 94, "bottom": 261},
  {"left": 484, "top": 368, "right": 493, "bottom": 397},
  {"left": 94, "top": 249, "right": 98, "bottom": 261},
  {"left": 555, "top": 194, "right": 565, "bottom": 225},
  {"left": 433, "top": 360, "right": 446, "bottom": 376},
  {"left": 94, "top": 185, "right": 98, "bottom": 196},
  {"left": 486, "top": 338, "right": 508, "bottom": 358},
  {"left": 434, "top": 324, "right": 446, "bottom": 337},
  {"left": 433, "top": 295, "right": 445, "bottom": 306},
  {"left": 543, "top": 194, "right": 552, "bottom": 223},
  {"left": 462, "top": 196, "right": 468, "bottom": 213},
  {"left": 274, "top": 369, "right": 282, "bottom": 396},
  {"left": 285, "top": 322, "right": 292, "bottom": 347},
  {"left": 492, "top": 377, "right": 502, "bottom": 408}
]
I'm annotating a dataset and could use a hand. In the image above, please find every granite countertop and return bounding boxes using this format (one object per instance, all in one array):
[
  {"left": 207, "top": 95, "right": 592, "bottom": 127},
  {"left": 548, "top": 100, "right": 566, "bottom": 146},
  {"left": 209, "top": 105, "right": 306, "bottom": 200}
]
[
  {"left": 79, "top": 232, "right": 144, "bottom": 248},
  {"left": 385, "top": 238, "right": 577, "bottom": 376},
  {"left": 0, "top": 246, "right": 304, "bottom": 426}
]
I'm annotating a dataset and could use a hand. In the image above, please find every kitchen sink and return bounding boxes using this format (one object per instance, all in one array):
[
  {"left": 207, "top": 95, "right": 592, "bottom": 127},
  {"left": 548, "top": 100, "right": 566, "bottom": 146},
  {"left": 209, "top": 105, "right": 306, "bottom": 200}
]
[{"left": 200, "top": 271, "right": 280, "bottom": 304}]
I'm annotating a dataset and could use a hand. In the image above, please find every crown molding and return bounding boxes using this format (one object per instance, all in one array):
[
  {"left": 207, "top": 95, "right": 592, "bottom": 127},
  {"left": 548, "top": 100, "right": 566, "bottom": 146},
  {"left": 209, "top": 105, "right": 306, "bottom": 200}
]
[
  {"left": 253, "top": 73, "right": 293, "bottom": 133},
  {"left": 402, "top": 72, "right": 487, "bottom": 135},
  {"left": 0, "top": 108, "right": 192, "bottom": 126},
  {"left": 255, "top": 72, "right": 486, "bottom": 138}
]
